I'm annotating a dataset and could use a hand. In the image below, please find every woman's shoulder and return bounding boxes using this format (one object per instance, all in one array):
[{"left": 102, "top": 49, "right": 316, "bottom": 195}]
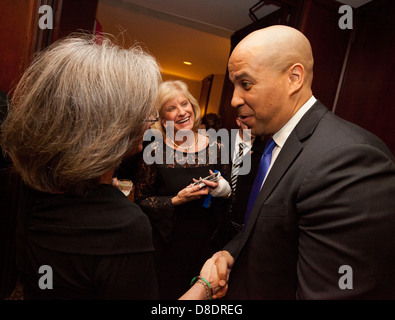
[
  {"left": 30, "top": 185, "right": 154, "bottom": 255},
  {"left": 92, "top": 185, "right": 151, "bottom": 226},
  {"left": 87, "top": 186, "right": 154, "bottom": 254}
]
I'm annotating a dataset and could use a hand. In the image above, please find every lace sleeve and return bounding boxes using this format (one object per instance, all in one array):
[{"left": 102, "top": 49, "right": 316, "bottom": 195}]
[
  {"left": 134, "top": 152, "right": 176, "bottom": 243},
  {"left": 134, "top": 158, "right": 174, "bottom": 215}
]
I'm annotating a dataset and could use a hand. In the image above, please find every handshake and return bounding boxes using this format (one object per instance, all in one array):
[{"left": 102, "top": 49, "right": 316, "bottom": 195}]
[{"left": 179, "top": 250, "right": 234, "bottom": 300}]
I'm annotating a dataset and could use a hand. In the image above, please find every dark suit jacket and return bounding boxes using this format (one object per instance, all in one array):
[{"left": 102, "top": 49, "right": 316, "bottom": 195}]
[{"left": 224, "top": 101, "right": 395, "bottom": 299}]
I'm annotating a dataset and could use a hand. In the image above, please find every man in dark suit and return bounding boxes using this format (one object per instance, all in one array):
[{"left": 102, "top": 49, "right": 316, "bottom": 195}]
[{"left": 209, "top": 25, "right": 395, "bottom": 299}]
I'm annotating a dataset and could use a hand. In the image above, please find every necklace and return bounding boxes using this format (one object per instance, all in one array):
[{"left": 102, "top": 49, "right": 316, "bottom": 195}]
[{"left": 170, "top": 135, "right": 198, "bottom": 152}]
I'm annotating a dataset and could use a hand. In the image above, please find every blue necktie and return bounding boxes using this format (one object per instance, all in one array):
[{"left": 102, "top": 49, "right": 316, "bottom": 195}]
[{"left": 244, "top": 138, "right": 276, "bottom": 227}]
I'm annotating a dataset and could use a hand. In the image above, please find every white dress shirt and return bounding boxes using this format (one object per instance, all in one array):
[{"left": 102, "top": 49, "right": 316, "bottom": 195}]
[
  {"left": 261, "top": 95, "right": 317, "bottom": 187},
  {"left": 232, "top": 129, "right": 253, "bottom": 162}
]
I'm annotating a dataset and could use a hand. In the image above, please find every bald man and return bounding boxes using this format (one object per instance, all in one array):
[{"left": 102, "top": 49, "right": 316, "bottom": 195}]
[{"left": 208, "top": 25, "right": 395, "bottom": 299}]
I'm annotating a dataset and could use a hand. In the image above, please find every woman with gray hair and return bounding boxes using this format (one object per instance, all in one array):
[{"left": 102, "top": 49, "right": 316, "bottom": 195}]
[{"left": 1, "top": 35, "right": 220, "bottom": 300}]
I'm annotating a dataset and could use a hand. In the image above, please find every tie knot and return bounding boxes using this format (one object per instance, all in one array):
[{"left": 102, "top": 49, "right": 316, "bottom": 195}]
[{"left": 264, "top": 138, "right": 276, "bottom": 155}]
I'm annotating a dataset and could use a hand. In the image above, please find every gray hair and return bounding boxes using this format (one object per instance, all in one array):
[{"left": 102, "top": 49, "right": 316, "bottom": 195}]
[{"left": 1, "top": 34, "right": 161, "bottom": 194}]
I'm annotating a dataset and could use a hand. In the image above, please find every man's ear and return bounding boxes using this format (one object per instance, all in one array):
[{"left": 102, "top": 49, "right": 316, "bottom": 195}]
[{"left": 288, "top": 63, "right": 304, "bottom": 95}]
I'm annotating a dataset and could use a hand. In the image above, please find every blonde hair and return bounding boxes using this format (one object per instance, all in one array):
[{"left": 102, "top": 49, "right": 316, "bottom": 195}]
[
  {"left": 152, "top": 80, "right": 201, "bottom": 136},
  {"left": 1, "top": 34, "right": 161, "bottom": 194}
]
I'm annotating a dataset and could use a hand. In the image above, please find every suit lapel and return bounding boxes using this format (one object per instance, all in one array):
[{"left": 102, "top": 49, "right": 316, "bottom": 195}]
[{"left": 235, "top": 101, "right": 329, "bottom": 257}]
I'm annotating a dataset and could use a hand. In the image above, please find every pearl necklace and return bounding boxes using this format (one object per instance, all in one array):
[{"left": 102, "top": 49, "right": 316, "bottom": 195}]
[{"left": 170, "top": 135, "right": 198, "bottom": 152}]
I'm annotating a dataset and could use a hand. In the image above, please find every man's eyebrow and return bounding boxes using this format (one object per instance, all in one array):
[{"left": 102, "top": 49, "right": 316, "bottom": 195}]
[{"left": 234, "top": 72, "right": 251, "bottom": 80}]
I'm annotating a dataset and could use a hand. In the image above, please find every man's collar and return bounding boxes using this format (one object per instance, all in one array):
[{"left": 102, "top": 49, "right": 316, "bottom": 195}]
[{"left": 273, "top": 95, "right": 317, "bottom": 148}]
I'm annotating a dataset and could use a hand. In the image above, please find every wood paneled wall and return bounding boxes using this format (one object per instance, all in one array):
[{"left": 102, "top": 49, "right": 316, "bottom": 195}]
[
  {"left": 0, "top": 0, "right": 40, "bottom": 95},
  {"left": 0, "top": 0, "right": 98, "bottom": 96}
]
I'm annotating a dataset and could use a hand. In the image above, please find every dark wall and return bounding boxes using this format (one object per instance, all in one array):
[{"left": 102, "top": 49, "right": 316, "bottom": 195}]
[
  {"left": 51, "top": 0, "right": 98, "bottom": 41},
  {"left": 335, "top": 0, "right": 395, "bottom": 154},
  {"left": 299, "top": 0, "right": 352, "bottom": 110}
]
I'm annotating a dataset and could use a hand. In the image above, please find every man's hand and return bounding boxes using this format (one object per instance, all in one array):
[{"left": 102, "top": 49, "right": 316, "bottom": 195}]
[
  {"left": 214, "top": 250, "right": 234, "bottom": 299},
  {"left": 179, "top": 251, "right": 223, "bottom": 300},
  {"left": 180, "top": 251, "right": 235, "bottom": 300},
  {"left": 198, "top": 251, "right": 234, "bottom": 300}
]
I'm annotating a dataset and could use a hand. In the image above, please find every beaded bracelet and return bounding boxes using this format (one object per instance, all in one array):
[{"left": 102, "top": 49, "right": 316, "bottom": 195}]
[
  {"left": 190, "top": 276, "right": 213, "bottom": 300},
  {"left": 197, "top": 279, "right": 210, "bottom": 300}
]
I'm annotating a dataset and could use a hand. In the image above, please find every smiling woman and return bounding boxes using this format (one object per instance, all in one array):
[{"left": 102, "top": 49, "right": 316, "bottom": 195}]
[{"left": 134, "top": 80, "right": 235, "bottom": 300}]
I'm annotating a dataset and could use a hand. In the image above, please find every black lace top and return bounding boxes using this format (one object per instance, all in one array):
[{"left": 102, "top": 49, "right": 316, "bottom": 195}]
[
  {"left": 135, "top": 138, "right": 231, "bottom": 240},
  {"left": 134, "top": 138, "right": 233, "bottom": 299}
]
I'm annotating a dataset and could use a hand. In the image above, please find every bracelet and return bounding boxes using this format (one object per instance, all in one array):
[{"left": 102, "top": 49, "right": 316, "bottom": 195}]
[
  {"left": 197, "top": 279, "right": 210, "bottom": 300},
  {"left": 190, "top": 276, "right": 213, "bottom": 300}
]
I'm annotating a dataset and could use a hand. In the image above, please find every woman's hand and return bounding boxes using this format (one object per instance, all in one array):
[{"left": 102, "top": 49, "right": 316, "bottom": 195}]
[
  {"left": 198, "top": 251, "right": 223, "bottom": 299},
  {"left": 203, "top": 170, "right": 231, "bottom": 198},
  {"left": 111, "top": 177, "right": 119, "bottom": 187},
  {"left": 171, "top": 183, "right": 210, "bottom": 206},
  {"left": 192, "top": 169, "right": 219, "bottom": 189}
]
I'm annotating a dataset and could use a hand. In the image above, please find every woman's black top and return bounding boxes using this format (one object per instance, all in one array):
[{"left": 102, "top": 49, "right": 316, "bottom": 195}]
[
  {"left": 16, "top": 184, "right": 158, "bottom": 300},
  {"left": 135, "top": 138, "right": 234, "bottom": 299}
]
